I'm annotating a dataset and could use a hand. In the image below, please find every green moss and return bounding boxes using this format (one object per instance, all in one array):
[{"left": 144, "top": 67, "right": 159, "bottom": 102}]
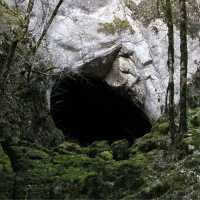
[
  {"left": 193, "top": 183, "right": 200, "bottom": 198},
  {"left": 111, "top": 139, "right": 129, "bottom": 161},
  {"left": 0, "top": 144, "right": 14, "bottom": 199},
  {"left": 183, "top": 155, "right": 200, "bottom": 168},
  {"left": 99, "top": 151, "right": 113, "bottom": 160},
  {"left": 151, "top": 122, "right": 169, "bottom": 135},
  {"left": 131, "top": 134, "right": 167, "bottom": 153},
  {"left": 50, "top": 168, "right": 98, "bottom": 199},
  {"left": 1, "top": 0, "right": 33, "bottom": 53},
  {"left": 54, "top": 141, "right": 79, "bottom": 154},
  {"left": 140, "top": 180, "right": 168, "bottom": 199},
  {"left": 97, "top": 18, "right": 130, "bottom": 35},
  {"left": 0, "top": 115, "right": 12, "bottom": 141},
  {"left": 89, "top": 140, "right": 111, "bottom": 158},
  {"left": 130, "top": 152, "right": 149, "bottom": 166},
  {"left": 2, "top": 127, "right": 200, "bottom": 199}
]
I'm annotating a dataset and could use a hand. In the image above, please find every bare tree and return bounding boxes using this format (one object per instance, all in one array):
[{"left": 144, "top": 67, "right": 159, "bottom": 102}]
[
  {"left": 158, "top": 0, "right": 175, "bottom": 142},
  {"left": 0, "top": 0, "right": 35, "bottom": 89},
  {"left": 166, "top": 0, "right": 176, "bottom": 144}
]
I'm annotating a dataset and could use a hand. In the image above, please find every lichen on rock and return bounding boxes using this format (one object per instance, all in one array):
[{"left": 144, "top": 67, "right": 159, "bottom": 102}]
[{"left": 97, "top": 18, "right": 130, "bottom": 35}]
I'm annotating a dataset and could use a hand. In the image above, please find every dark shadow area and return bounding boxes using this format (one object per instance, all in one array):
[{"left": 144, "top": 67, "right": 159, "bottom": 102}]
[{"left": 51, "top": 77, "right": 151, "bottom": 146}]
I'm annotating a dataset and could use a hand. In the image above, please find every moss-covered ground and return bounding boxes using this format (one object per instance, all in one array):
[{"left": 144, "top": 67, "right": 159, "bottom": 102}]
[{"left": 2, "top": 108, "right": 200, "bottom": 199}]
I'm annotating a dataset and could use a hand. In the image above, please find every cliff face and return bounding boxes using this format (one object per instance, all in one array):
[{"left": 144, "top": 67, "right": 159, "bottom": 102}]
[
  {"left": 1, "top": 0, "right": 200, "bottom": 199},
  {"left": 6, "top": 0, "right": 200, "bottom": 124}
]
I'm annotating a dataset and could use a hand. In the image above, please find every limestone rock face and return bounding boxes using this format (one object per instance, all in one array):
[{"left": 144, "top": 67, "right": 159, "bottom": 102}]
[{"left": 5, "top": 0, "right": 200, "bottom": 124}]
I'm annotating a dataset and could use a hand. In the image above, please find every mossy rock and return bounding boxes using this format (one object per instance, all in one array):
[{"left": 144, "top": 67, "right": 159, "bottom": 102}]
[
  {"left": 0, "top": 144, "right": 14, "bottom": 199},
  {"left": 54, "top": 141, "right": 90, "bottom": 155},
  {"left": 0, "top": 116, "right": 12, "bottom": 142},
  {"left": 151, "top": 122, "right": 169, "bottom": 135},
  {"left": 111, "top": 139, "right": 129, "bottom": 161},
  {"left": 132, "top": 136, "right": 157, "bottom": 153},
  {"left": 10, "top": 146, "right": 56, "bottom": 199},
  {"left": 179, "top": 136, "right": 194, "bottom": 157},
  {"left": 54, "top": 141, "right": 79, "bottom": 154},
  {"left": 140, "top": 178, "right": 170, "bottom": 199},
  {"left": 183, "top": 154, "right": 200, "bottom": 168},
  {"left": 89, "top": 140, "right": 111, "bottom": 158},
  {"left": 99, "top": 151, "right": 113, "bottom": 160},
  {"left": 9, "top": 146, "right": 24, "bottom": 158},
  {"left": 50, "top": 168, "right": 109, "bottom": 199},
  {"left": 190, "top": 115, "right": 200, "bottom": 126}
]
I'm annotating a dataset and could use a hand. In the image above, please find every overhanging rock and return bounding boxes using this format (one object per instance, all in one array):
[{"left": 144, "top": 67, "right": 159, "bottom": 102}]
[{"left": 5, "top": 0, "right": 200, "bottom": 124}]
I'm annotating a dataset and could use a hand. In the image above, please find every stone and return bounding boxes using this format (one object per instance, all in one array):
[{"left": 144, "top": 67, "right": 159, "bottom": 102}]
[
  {"left": 99, "top": 151, "right": 113, "bottom": 160},
  {"left": 54, "top": 141, "right": 90, "bottom": 155},
  {"left": 0, "top": 144, "right": 14, "bottom": 199},
  {"left": 4, "top": 0, "right": 200, "bottom": 124},
  {"left": 111, "top": 139, "right": 129, "bottom": 161},
  {"left": 89, "top": 140, "right": 111, "bottom": 158},
  {"left": 188, "top": 145, "right": 195, "bottom": 153}
]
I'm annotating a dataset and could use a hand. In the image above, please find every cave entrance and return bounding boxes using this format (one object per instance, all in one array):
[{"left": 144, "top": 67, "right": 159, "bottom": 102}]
[{"left": 50, "top": 76, "right": 151, "bottom": 146}]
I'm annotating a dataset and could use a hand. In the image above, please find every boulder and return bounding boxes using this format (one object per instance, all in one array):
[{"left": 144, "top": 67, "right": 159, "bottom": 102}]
[{"left": 111, "top": 139, "right": 129, "bottom": 161}]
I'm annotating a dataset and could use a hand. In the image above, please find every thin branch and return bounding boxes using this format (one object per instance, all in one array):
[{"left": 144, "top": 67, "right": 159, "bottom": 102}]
[
  {"left": 33, "top": 0, "right": 64, "bottom": 53},
  {"left": 0, "top": 0, "right": 35, "bottom": 89},
  {"left": 27, "top": 0, "right": 64, "bottom": 82},
  {"left": 31, "top": 70, "right": 60, "bottom": 76}
]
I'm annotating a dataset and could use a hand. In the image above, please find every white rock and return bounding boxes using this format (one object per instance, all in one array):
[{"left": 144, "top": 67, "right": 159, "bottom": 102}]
[
  {"left": 5, "top": 0, "right": 200, "bottom": 124},
  {"left": 188, "top": 145, "right": 195, "bottom": 153},
  {"left": 3, "top": 0, "right": 16, "bottom": 8}
]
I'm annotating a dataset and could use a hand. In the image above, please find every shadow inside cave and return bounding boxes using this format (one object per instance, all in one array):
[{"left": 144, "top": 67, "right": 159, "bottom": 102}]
[{"left": 50, "top": 76, "right": 151, "bottom": 146}]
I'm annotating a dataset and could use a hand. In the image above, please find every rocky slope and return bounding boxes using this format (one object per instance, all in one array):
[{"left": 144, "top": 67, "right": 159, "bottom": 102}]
[{"left": 1, "top": 0, "right": 200, "bottom": 199}]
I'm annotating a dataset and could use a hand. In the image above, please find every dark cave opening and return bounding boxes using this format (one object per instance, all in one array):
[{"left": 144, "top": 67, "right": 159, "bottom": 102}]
[{"left": 51, "top": 77, "right": 152, "bottom": 146}]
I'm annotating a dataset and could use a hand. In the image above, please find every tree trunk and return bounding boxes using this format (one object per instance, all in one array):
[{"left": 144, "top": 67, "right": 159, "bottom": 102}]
[
  {"left": 179, "top": 0, "right": 188, "bottom": 137},
  {"left": 0, "top": 0, "right": 35, "bottom": 89},
  {"left": 166, "top": 0, "right": 175, "bottom": 144}
]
